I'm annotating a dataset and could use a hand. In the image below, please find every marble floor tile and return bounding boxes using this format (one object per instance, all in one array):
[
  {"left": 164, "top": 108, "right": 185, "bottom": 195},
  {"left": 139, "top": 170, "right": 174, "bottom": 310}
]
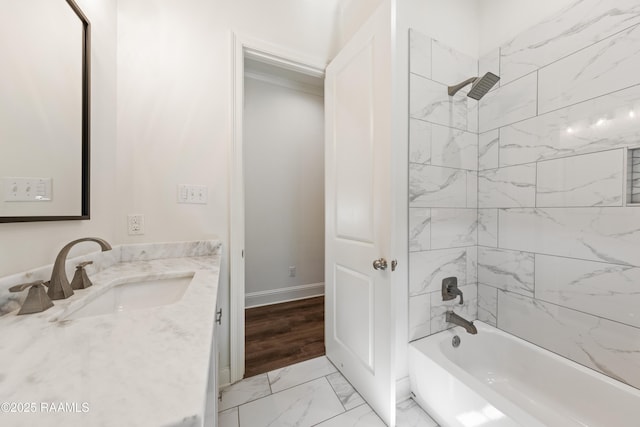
[
  {"left": 238, "top": 377, "right": 344, "bottom": 427},
  {"left": 396, "top": 399, "right": 439, "bottom": 427},
  {"left": 314, "top": 403, "right": 385, "bottom": 427},
  {"left": 219, "top": 374, "right": 271, "bottom": 411},
  {"left": 219, "top": 407, "right": 240, "bottom": 427},
  {"left": 326, "top": 371, "right": 365, "bottom": 410},
  {"left": 220, "top": 359, "right": 443, "bottom": 427},
  {"left": 267, "top": 356, "right": 337, "bottom": 393}
]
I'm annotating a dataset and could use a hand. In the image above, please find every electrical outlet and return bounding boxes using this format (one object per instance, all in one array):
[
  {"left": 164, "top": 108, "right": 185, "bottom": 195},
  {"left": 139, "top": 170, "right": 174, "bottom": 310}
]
[
  {"left": 288, "top": 266, "right": 296, "bottom": 277},
  {"left": 127, "top": 214, "right": 145, "bottom": 235}
]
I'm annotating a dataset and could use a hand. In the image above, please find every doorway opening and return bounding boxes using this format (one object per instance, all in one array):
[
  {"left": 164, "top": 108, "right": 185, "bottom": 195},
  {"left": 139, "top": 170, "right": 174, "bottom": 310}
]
[
  {"left": 230, "top": 37, "right": 326, "bottom": 382},
  {"left": 243, "top": 57, "right": 325, "bottom": 376}
]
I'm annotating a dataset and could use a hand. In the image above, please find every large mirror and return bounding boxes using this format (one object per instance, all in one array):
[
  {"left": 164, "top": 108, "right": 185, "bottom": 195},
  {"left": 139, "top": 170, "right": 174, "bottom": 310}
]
[{"left": 0, "top": 0, "right": 90, "bottom": 222}]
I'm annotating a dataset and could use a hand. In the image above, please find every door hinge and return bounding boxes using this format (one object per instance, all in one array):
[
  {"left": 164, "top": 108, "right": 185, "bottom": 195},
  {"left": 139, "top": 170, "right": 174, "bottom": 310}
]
[{"left": 216, "top": 308, "right": 222, "bottom": 325}]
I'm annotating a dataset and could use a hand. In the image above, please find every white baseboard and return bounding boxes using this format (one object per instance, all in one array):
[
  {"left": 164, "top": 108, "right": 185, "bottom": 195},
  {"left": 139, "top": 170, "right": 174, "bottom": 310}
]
[
  {"left": 219, "top": 366, "right": 231, "bottom": 388},
  {"left": 245, "top": 282, "right": 324, "bottom": 308},
  {"left": 396, "top": 376, "right": 411, "bottom": 403}
]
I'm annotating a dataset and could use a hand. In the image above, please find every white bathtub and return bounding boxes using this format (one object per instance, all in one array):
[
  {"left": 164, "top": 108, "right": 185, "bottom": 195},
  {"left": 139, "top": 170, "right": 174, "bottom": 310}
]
[{"left": 409, "top": 321, "right": 640, "bottom": 427}]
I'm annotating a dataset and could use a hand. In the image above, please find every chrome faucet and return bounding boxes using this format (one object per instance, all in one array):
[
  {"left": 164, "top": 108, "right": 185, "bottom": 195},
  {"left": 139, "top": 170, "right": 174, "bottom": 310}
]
[
  {"left": 47, "top": 237, "right": 112, "bottom": 300},
  {"left": 446, "top": 311, "right": 477, "bottom": 335}
]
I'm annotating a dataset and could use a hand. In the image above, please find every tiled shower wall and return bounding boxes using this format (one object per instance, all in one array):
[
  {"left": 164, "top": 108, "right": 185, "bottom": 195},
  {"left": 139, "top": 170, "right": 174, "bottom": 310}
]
[
  {"left": 632, "top": 148, "right": 640, "bottom": 204},
  {"left": 410, "top": 0, "right": 640, "bottom": 389},
  {"left": 476, "top": 0, "right": 640, "bottom": 388},
  {"left": 407, "top": 30, "right": 479, "bottom": 341}
]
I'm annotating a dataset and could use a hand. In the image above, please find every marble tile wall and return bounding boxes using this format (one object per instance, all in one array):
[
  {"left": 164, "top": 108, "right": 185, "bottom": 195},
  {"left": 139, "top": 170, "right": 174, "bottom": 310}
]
[
  {"left": 632, "top": 148, "right": 640, "bottom": 204},
  {"left": 499, "top": 0, "right": 640, "bottom": 85},
  {"left": 476, "top": 0, "right": 640, "bottom": 389},
  {"left": 408, "top": 29, "right": 479, "bottom": 342}
]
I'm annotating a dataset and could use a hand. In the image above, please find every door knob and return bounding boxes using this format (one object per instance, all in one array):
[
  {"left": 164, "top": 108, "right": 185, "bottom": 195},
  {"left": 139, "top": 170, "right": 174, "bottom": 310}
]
[{"left": 373, "top": 258, "right": 388, "bottom": 271}]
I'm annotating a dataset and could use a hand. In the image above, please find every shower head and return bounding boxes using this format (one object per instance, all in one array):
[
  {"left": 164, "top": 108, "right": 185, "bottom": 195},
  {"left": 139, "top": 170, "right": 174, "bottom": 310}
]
[{"left": 447, "top": 72, "right": 500, "bottom": 100}]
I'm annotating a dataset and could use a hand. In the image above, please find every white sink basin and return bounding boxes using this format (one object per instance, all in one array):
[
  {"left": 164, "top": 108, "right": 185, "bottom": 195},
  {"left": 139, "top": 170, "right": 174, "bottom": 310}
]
[{"left": 62, "top": 274, "right": 194, "bottom": 320}]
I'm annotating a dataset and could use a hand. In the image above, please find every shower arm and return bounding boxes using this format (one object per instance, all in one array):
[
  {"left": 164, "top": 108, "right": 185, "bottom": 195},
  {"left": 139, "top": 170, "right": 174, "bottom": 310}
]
[{"left": 447, "top": 77, "right": 478, "bottom": 96}]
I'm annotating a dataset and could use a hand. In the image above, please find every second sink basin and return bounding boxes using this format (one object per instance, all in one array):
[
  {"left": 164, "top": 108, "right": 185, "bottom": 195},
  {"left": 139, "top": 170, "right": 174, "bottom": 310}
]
[{"left": 62, "top": 273, "right": 194, "bottom": 320}]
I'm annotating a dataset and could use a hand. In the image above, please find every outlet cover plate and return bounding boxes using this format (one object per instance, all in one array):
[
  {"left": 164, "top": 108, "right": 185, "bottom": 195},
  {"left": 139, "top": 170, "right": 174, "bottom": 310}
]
[
  {"left": 127, "top": 214, "right": 145, "bottom": 235},
  {"left": 177, "top": 184, "right": 208, "bottom": 204}
]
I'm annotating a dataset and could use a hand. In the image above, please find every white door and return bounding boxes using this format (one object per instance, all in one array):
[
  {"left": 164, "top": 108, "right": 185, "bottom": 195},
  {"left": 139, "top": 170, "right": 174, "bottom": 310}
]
[{"left": 325, "top": 4, "right": 395, "bottom": 426}]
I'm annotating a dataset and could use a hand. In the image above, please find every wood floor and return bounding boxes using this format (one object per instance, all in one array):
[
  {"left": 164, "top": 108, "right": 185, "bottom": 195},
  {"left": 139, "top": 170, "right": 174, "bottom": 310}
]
[{"left": 245, "top": 296, "right": 325, "bottom": 378}]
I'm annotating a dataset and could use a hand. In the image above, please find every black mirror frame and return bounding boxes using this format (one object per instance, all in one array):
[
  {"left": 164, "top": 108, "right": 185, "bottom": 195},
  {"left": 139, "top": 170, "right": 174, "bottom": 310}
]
[{"left": 0, "top": 0, "right": 91, "bottom": 223}]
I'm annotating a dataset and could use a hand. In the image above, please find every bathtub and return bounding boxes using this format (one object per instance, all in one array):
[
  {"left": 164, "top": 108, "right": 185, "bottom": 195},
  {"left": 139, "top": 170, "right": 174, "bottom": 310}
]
[{"left": 409, "top": 321, "right": 640, "bottom": 427}]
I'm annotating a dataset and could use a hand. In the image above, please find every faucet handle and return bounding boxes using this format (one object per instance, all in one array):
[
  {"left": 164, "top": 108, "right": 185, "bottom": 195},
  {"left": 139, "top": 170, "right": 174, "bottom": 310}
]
[
  {"left": 9, "top": 280, "right": 45, "bottom": 293},
  {"left": 70, "top": 261, "right": 94, "bottom": 290},
  {"left": 9, "top": 280, "right": 54, "bottom": 315},
  {"left": 441, "top": 276, "right": 464, "bottom": 305}
]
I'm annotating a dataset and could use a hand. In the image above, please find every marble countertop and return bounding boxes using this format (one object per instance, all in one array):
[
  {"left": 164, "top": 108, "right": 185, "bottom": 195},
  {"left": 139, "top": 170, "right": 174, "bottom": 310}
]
[{"left": 0, "top": 241, "right": 221, "bottom": 427}]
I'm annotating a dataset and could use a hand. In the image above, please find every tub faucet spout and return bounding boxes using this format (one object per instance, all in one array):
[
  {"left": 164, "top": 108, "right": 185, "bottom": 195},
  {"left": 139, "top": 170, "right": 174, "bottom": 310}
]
[{"left": 446, "top": 311, "right": 477, "bottom": 335}]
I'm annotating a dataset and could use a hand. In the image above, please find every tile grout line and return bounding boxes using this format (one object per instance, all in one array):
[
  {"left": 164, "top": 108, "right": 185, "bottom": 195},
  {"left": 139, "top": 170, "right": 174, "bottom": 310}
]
[
  {"left": 482, "top": 81, "right": 640, "bottom": 133},
  {"left": 488, "top": 286, "right": 640, "bottom": 331},
  {"left": 233, "top": 374, "right": 347, "bottom": 427},
  {"left": 309, "top": 402, "right": 369, "bottom": 427},
  {"left": 476, "top": 242, "right": 637, "bottom": 267},
  {"left": 511, "top": 21, "right": 640, "bottom": 85},
  {"left": 222, "top": 360, "right": 338, "bottom": 413},
  {"left": 324, "top": 372, "right": 348, "bottom": 412}
]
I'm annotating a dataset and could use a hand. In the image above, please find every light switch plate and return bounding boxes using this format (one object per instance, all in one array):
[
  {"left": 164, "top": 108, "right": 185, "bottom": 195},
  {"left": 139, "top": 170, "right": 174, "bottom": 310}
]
[
  {"left": 3, "top": 177, "right": 52, "bottom": 202},
  {"left": 177, "top": 184, "right": 208, "bottom": 204}
]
